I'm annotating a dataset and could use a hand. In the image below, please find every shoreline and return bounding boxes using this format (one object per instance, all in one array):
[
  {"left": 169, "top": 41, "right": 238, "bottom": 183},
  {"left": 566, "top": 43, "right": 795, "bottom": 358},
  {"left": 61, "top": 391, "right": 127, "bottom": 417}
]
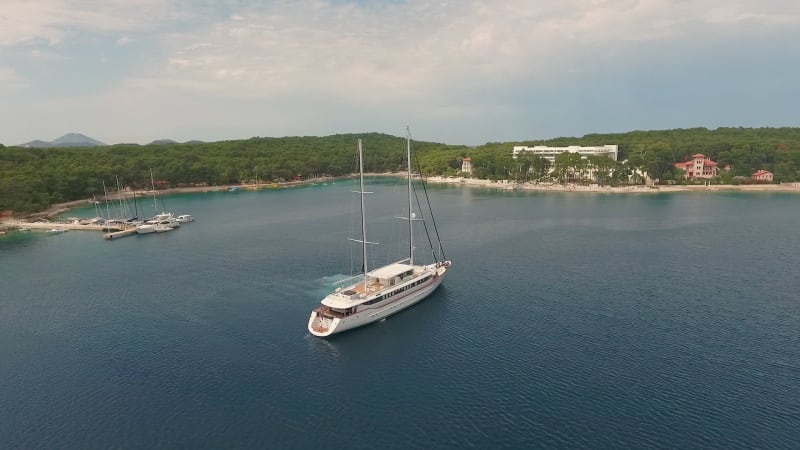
[
  {"left": 423, "top": 176, "right": 800, "bottom": 194},
  {"left": 23, "top": 176, "right": 342, "bottom": 219},
  {"left": 13, "top": 175, "right": 800, "bottom": 220}
]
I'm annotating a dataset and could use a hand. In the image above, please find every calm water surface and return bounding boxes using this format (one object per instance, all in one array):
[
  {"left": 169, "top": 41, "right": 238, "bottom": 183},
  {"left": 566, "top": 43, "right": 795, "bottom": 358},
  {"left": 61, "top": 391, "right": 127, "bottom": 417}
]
[{"left": 1, "top": 181, "right": 799, "bottom": 448}]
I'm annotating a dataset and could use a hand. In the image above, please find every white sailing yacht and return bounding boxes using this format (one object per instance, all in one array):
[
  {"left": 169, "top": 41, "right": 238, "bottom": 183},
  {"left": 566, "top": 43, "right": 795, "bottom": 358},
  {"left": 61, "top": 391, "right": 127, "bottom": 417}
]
[
  {"left": 137, "top": 169, "right": 179, "bottom": 234},
  {"left": 308, "top": 130, "right": 452, "bottom": 337}
]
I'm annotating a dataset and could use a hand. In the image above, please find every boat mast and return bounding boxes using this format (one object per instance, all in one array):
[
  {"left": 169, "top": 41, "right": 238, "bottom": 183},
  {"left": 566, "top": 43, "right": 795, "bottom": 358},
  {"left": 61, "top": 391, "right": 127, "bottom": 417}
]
[
  {"left": 406, "top": 126, "right": 414, "bottom": 265},
  {"left": 150, "top": 169, "right": 158, "bottom": 213},
  {"left": 93, "top": 194, "right": 101, "bottom": 218},
  {"left": 132, "top": 190, "right": 138, "bottom": 219},
  {"left": 102, "top": 181, "right": 111, "bottom": 221},
  {"left": 358, "top": 139, "right": 369, "bottom": 291},
  {"left": 115, "top": 175, "right": 125, "bottom": 218}
]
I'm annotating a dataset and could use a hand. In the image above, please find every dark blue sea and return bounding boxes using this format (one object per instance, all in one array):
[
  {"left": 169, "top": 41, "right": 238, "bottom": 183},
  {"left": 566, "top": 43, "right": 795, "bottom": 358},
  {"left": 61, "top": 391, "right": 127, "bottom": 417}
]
[{"left": 2, "top": 180, "right": 799, "bottom": 449}]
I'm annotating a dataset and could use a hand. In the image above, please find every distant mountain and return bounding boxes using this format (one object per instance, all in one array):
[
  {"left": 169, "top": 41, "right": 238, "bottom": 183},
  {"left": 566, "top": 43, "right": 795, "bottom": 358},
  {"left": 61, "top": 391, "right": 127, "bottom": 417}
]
[
  {"left": 20, "top": 133, "right": 105, "bottom": 148},
  {"left": 19, "top": 139, "right": 52, "bottom": 148},
  {"left": 149, "top": 139, "right": 207, "bottom": 145},
  {"left": 148, "top": 139, "right": 178, "bottom": 145}
]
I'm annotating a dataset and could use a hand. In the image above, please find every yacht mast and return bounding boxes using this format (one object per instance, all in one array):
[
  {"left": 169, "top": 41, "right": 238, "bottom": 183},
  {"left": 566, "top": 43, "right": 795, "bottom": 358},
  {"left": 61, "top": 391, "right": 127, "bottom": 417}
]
[
  {"left": 345, "top": 140, "right": 379, "bottom": 293},
  {"left": 92, "top": 194, "right": 101, "bottom": 218},
  {"left": 102, "top": 181, "right": 111, "bottom": 221},
  {"left": 358, "top": 139, "right": 369, "bottom": 291},
  {"left": 150, "top": 169, "right": 158, "bottom": 213},
  {"left": 115, "top": 175, "right": 125, "bottom": 218},
  {"left": 132, "top": 190, "right": 138, "bottom": 219},
  {"left": 406, "top": 127, "right": 414, "bottom": 265}
]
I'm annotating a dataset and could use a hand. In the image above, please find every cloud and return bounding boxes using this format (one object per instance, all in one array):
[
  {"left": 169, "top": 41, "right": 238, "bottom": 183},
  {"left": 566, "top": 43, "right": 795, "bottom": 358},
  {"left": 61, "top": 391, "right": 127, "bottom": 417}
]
[
  {"left": 116, "top": 35, "right": 134, "bottom": 46},
  {"left": 0, "top": 67, "right": 28, "bottom": 90},
  {"left": 29, "top": 48, "right": 67, "bottom": 61},
  {"left": 3, "top": 0, "right": 800, "bottom": 145},
  {"left": 132, "top": 1, "right": 800, "bottom": 92},
  {"left": 0, "top": 0, "right": 203, "bottom": 46}
]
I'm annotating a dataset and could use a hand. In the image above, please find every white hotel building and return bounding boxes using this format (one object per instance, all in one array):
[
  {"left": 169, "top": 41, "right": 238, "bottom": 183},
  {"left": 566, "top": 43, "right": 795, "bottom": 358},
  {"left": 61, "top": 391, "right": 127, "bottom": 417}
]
[{"left": 512, "top": 145, "right": 619, "bottom": 163}]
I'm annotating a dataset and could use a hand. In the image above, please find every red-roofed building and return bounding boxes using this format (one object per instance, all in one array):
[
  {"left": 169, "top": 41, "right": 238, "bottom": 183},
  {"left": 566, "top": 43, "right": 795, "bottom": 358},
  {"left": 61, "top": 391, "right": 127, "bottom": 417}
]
[
  {"left": 675, "top": 154, "right": 718, "bottom": 179},
  {"left": 751, "top": 170, "right": 773, "bottom": 182},
  {"left": 461, "top": 157, "right": 473, "bottom": 174}
]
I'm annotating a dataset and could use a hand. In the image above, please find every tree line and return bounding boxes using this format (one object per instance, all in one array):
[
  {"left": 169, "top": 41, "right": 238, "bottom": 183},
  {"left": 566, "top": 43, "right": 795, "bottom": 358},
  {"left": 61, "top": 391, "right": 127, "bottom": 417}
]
[{"left": 2, "top": 127, "right": 800, "bottom": 214}]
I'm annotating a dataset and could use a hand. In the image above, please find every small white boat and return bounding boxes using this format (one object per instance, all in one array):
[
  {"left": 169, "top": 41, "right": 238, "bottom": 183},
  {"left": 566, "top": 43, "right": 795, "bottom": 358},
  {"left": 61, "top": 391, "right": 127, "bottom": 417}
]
[
  {"left": 135, "top": 224, "right": 156, "bottom": 234},
  {"left": 145, "top": 212, "right": 174, "bottom": 224},
  {"left": 137, "top": 219, "right": 178, "bottom": 234},
  {"left": 18, "top": 227, "right": 31, "bottom": 231},
  {"left": 48, "top": 228, "right": 69, "bottom": 234},
  {"left": 154, "top": 223, "right": 175, "bottom": 233},
  {"left": 79, "top": 217, "right": 104, "bottom": 225},
  {"left": 175, "top": 214, "right": 194, "bottom": 223}
]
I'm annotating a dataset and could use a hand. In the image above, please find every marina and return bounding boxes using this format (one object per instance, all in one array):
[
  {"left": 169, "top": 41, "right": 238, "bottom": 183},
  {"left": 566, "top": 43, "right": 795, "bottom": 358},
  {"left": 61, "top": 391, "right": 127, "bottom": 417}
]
[
  {"left": 0, "top": 215, "right": 193, "bottom": 239},
  {"left": 0, "top": 170, "right": 195, "bottom": 240}
]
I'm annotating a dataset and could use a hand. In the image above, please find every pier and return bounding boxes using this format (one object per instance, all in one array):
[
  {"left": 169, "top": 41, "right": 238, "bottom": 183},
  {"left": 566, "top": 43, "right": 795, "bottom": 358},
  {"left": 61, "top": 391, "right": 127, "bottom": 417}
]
[
  {"left": 104, "top": 228, "right": 138, "bottom": 240},
  {"left": 0, "top": 220, "right": 133, "bottom": 234}
]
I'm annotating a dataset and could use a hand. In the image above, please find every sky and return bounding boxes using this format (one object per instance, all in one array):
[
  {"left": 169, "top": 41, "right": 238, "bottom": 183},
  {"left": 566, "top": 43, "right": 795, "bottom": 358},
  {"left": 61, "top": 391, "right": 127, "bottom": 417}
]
[{"left": 1, "top": 0, "right": 799, "bottom": 146}]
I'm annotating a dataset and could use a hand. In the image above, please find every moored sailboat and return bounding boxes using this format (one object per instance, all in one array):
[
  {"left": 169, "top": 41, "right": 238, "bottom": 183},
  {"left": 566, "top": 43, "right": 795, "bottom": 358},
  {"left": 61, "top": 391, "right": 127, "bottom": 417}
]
[
  {"left": 308, "top": 130, "right": 451, "bottom": 337},
  {"left": 136, "top": 169, "right": 182, "bottom": 233}
]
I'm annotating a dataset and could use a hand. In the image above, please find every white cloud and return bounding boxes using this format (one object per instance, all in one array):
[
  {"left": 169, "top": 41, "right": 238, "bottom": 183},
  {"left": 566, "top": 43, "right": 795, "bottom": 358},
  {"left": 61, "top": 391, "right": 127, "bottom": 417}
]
[
  {"left": 29, "top": 48, "right": 67, "bottom": 61},
  {"left": 0, "top": 67, "right": 28, "bottom": 90},
  {"left": 3, "top": 0, "right": 800, "bottom": 145},
  {"left": 0, "top": 0, "right": 202, "bottom": 46},
  {"left": 127, "top": 0, "right": 800, "bottom": 101},
  {"left": 116, "top": 35, "right": 134, "bottom": 46}
]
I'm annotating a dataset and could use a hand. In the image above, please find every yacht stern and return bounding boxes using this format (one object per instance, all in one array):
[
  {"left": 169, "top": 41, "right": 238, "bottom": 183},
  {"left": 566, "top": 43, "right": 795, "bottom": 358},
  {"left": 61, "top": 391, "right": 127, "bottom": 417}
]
[{"left": 308, "top": 310, "right": 340, "bottom": 337}]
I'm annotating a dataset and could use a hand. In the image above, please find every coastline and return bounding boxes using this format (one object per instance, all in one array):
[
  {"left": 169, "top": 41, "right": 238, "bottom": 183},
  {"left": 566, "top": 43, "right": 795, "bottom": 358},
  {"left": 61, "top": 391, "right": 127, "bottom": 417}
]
[
  {"left": 423, "top": 176, "right": 800, "bottom": 194},
  {"left": 14, "top": 174, "right": 800, "bottom": 220},
  {"left": 25, "top": 177, "right": 340, "bottom": 219}
]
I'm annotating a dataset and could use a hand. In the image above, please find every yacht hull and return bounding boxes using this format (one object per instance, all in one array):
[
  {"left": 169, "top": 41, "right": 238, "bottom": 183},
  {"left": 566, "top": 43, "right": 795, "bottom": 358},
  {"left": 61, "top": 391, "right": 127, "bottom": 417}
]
[
  {"left": 308, "top": 263, "right": 449, "bottom": 337},
  {"left": 136, "top": 225, "right": 156, "bottom": 234}
]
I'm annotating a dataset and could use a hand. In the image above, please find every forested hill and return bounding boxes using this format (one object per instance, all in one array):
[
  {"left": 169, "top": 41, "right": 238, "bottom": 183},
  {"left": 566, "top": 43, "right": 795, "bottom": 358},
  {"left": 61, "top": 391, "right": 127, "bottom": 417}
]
[
  {"left": 0, "top": 133, "right": 464, "bottom": 213},
  {"left": 2, "top": 127, "right": 800, "bottom": 214}
]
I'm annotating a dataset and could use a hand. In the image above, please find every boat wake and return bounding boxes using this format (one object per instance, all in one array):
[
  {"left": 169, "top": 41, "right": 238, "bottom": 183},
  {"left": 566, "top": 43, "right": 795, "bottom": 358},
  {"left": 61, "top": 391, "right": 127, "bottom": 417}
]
[
  {"left": 307, "top": 274, "right": 353, "bottom": 298},
  {"left": 319, "top": 274, "right": 352, "bottom": 285}
]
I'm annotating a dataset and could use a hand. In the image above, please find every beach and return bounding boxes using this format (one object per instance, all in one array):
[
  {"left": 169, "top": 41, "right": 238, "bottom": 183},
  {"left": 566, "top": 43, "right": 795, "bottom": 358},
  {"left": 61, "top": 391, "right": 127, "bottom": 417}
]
[{"left": 425, "top": 176, "right": 800, "bottom": 193}]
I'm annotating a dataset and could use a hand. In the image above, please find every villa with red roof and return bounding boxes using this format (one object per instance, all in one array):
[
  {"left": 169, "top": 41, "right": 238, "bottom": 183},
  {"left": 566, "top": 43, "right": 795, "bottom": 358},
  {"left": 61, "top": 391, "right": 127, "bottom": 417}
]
[
  {"left": 751, "top": 170, "right": 773, "bottom": 182},
  {"left": 674, "top": 154, "right": 719, "bottom": 179}
]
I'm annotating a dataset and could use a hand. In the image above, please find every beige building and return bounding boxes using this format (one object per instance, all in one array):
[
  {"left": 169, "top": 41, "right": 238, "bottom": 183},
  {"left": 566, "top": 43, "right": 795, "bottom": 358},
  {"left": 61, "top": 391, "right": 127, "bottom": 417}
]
[
  {"left": 461, "top": 157, "right": 472, "bottom": 174},
  {"left": 511, "top": 145, "right": 619, "bottom": 162},
  {"left": 752, "top": 170, "right": 773, "bottom": 182}
]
